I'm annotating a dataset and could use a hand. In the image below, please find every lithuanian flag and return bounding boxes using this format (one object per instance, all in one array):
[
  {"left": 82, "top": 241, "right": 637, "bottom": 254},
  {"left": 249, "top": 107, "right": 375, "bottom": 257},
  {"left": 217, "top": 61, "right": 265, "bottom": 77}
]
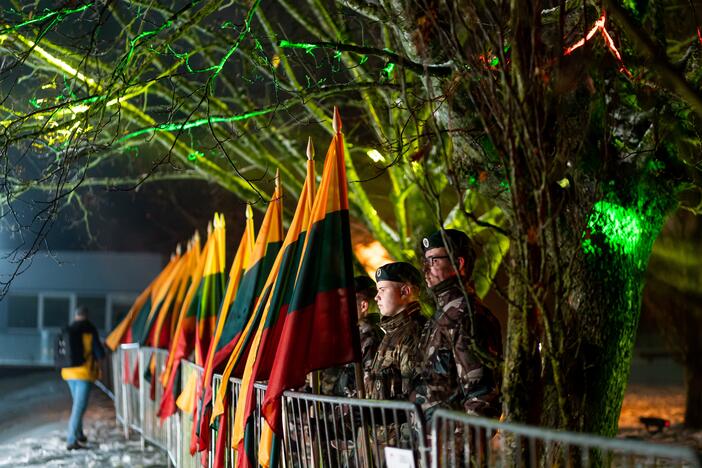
[
  {"left": 147, "top": 242, "right": 197, "bottom": 350},
  {"left": 232, "top": 145, "right": 316, "bottom": 468},
  {"left": 194, "top": 206, "right": 255, "bottom": 456},
  {"left": 106, "top": 252, "right": 181, "bottom": 351},
  {"left": 157, "top": 227, "right": 212, "bottom": 420},
  {"left": 258, "top": 108, "right": 361, "bottom": 467},
  {"left": 185, "top": 214, "right": 227, "bottom": 455},
  {"left": 112, "top": 253, "right": 183, "bottom": 387},
  {"left": 144, "top": 246, "right": 198, "bottom": 399},
  {"left": 208, "top": 180, "right": 284, "bottom": 466},
  {"left": 210, "top": 180, "right": 284, "bottom": 420},
  {"left": 209, "top": 184, "right": 284, "bottom": 377}
]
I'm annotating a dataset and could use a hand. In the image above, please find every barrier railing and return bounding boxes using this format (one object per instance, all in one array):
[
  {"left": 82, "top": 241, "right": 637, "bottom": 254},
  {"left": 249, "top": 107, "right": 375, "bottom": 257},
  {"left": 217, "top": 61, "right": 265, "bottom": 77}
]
[
  {"left": 180, "top": 359, "right": 206, "bottom": 468},
  {"left": 431, "top": 409, "right": 701, "bottom": 468},
  {"left": 138, "top": 347, "right": 179, "bottom": 467},
  {"left": 112, "top": 345, "right": 700, "bottom": 468},
  {"left": 114, "top": 343, "right": 141, "bottom": 438},
  {"left": 281, "top": 390, "right": 429, "bottom": 468}
]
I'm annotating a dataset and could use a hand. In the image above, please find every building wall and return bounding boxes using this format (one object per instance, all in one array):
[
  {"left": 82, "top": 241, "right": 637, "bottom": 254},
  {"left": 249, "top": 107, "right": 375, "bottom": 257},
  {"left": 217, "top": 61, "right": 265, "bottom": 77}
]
[{"left": 0, "top": 251, "right": 163, "bottom": 366}]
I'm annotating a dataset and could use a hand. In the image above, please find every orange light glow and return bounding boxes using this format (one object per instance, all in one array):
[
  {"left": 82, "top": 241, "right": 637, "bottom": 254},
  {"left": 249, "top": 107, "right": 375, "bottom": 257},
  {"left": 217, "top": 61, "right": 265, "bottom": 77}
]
[{"left": 564, "top": 10, "right": 632, "bottom": 78}]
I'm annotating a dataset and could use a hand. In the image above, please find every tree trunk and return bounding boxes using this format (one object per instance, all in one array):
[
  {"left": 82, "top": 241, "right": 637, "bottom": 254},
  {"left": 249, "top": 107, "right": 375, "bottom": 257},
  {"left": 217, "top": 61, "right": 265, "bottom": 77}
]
[{"left": 503, "top": 178, "right": 677, "bottom": 436}]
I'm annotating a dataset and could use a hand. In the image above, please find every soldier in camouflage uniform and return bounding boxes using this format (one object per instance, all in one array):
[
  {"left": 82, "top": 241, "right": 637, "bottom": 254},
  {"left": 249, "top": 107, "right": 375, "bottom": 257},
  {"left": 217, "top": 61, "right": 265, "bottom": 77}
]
[
  {"left": 412, "top": 229, "right": 503, "bottom": 421},
  {"left": 320, "top": 275, "right": 383, "bottom": 397},
  {"left": 366, "top": 262, "right": 425, "bottom": 401}
]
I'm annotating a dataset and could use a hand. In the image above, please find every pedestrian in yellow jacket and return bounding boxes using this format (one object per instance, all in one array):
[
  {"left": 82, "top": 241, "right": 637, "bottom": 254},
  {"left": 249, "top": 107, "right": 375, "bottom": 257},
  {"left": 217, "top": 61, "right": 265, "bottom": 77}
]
[{"left": 61, "top": 306, "right": 105, "bottom": 450}]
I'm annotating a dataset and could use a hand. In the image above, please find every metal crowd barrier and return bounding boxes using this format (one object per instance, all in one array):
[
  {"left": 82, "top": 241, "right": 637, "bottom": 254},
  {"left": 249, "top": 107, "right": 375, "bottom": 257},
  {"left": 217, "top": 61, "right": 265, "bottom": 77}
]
[
  {"left": 180, "top": 359, "right": 206, "bottom": 468},
  {"left": 281, "top": 390, "right": 429, "bottom": 468},
  {"left": 114, "top": 343, "right": 141, "bottom": 438},
  {"left": 112, "top": 345, "right": 700, "bottom": 468},
  {"left": 138, "top": 347, "right": 179, "bottom": 467},
  {"left": 431, "top": 409, "right": 701, "bottom": 467}
]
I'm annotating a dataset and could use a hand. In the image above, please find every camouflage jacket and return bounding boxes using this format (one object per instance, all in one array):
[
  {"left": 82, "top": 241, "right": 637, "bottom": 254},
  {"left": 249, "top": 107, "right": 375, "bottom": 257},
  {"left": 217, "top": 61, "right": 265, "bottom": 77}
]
[
  {"left": 412, "top": 278, "right": 502, "bottom": 419},
  {"left": 366, "top": 302, "right": 424, "bottom": 401},
  {"left": 320, "top": 314, "right": 383, "bottom": 397}
]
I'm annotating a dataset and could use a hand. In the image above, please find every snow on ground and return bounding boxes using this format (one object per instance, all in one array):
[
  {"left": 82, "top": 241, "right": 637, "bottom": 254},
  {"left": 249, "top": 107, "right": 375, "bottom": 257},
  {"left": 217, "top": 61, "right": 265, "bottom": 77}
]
[{"left": 0, "top": 368, "right": 167, "bottom": 467}]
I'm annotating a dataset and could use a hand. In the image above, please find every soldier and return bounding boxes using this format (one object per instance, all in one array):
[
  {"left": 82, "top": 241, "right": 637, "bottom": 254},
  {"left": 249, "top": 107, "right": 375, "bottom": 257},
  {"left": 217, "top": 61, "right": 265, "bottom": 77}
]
[
  {"left": 320, "top": 275, "right": 383, "bottom": 397},
  {"left": 412, "top": 229, "right": 503, "bottom": 421},
  {"left": 366, "top": 262, "right": 425, "bottom": 401}
]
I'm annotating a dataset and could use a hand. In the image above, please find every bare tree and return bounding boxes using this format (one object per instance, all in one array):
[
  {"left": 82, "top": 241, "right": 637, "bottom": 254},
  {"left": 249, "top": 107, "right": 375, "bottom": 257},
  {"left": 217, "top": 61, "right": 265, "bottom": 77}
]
[{"left": 1, "top": 0, "right": 701, "bottom": 436}]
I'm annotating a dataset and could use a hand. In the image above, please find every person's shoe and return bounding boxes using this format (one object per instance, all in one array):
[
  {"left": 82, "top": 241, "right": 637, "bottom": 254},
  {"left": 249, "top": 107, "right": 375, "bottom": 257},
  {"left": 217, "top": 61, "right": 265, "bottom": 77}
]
[
  {"left": 66, "top": 442, "right": 87, "bottom": 450},
  {"left": 77, "top": 435, "right": 88, "bottom": 444}
]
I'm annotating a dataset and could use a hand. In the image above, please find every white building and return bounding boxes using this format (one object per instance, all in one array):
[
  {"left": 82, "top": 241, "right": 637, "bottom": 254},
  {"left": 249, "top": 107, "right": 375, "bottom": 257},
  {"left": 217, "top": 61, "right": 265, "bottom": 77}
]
[{"left": 0, "top": 250, "right": 163, "bottom": 366}]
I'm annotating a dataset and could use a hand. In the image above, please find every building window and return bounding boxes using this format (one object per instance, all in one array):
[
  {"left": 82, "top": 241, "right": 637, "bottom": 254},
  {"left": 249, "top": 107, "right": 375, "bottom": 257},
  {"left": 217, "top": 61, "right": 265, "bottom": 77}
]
[
  {"left": 42, "top": 296, "right": 72, "bottom": 328},
  {"left": 7, "top": 295, "right": 39, "bottom": 329},
  {"left": 77, "top": 296, "right": 107, "bottom": 331}
]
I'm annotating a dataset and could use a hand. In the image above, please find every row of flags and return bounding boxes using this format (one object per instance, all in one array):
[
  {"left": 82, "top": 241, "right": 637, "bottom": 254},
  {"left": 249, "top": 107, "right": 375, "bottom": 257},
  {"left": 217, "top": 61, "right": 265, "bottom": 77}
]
[{"left": 106, "top": 108, "right": 361, "bottom": 468}]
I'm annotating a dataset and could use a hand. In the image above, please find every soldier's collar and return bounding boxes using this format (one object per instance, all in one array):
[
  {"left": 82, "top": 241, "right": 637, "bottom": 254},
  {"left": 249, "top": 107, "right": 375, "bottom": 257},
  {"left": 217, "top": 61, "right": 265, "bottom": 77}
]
[
  {"left": 430, "top": 276, "right": 463, "bottom": 296},
  {"left": 379, "top": 302, "right": 421, "bottom": 333}
]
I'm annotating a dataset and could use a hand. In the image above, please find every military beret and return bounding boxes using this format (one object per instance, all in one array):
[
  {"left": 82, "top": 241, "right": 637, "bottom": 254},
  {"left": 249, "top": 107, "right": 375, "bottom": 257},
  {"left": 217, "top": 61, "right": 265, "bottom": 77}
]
[
  {"left": 375, "top": 262, "right": 422, "bottom": 287},
  {"left": 354, "top": 275, "right": 377, "bottom": 296},
  {"left": 422, "top": 228, "right": 477, "bottom": 267}
]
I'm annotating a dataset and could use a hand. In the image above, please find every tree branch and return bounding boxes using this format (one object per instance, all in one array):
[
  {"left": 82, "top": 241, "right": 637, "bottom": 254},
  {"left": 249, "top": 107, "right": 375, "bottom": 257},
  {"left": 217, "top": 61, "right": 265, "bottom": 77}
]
[{"left": 603, "top": 0, "right": 702, "bottom": 119}]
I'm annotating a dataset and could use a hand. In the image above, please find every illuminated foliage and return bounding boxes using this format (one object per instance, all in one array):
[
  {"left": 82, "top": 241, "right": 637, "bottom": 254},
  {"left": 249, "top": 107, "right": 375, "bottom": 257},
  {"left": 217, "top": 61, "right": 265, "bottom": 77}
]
[{"left": 1, "top": 0, "right": 701, "bottom": 439}]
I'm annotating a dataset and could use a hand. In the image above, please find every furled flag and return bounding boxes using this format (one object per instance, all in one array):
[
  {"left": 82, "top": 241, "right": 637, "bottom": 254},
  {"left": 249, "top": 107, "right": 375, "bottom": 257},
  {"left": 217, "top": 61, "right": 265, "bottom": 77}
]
[
  {"left": 157, "top": 225, "right": 213, "bottom": 419},
  {"left": 108, "top": 252, "right": 184, "bottom": 387},
  {"left": 143, "top": 245, "right": 198, "bottom": 399},
  {"left": 207, "top": 180, "right": 284, "bottom": 463},
  {"left": 185, "top": 214, "right": 227, "bottom": 454},
  {"left": 193, "top": 206, "right": 255, "bottom": 456},
  {"left": 148, "top": 239, "right": 200, "bottom": 351},
  {"left": 106, "top": 251, "right": 182, "bottom": 351},
  {"left": 209, "top": 181, "right": 284, "bottom": 378},
  {"left": 210, "top": 179, "right": 284, "bottom": 421},
  {"left": 231, "top": 140, "right": 316, "bottom": 468},
  {"left": 258, "top": 108, "right": 361, "bottom": 467}
]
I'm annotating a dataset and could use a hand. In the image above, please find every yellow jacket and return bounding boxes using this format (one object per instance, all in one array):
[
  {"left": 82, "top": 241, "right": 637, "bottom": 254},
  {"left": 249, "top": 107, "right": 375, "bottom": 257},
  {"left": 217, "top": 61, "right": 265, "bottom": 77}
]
[{"left": 61, "top": 326, "right": 102, "bottom": 382}]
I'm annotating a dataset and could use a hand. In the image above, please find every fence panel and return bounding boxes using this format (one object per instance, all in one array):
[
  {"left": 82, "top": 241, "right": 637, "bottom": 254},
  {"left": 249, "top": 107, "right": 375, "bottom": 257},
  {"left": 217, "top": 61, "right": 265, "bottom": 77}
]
[
  {"left": 180, "top": 360, "right": 206, "bottom": 468},
  {"left": 113, "top": 346, "right": 700, "bottom": 468},
  {"left": 111, "top": 348, "right": 125, "bottom": 436},
  {"left": 118, "top": 343, "right": 142, "bottom": 438},
  {"left": 207, "top": 375, "right": 241, "bottom": 468},
  {"left": 137, "top": 347, "right": 178, "bottom": 466},
  {"left": 281, "top": 390, "right": 429, "bottom": 468},
  {"left": 431, "top": 409, "right": 701, "bottom": 468}
]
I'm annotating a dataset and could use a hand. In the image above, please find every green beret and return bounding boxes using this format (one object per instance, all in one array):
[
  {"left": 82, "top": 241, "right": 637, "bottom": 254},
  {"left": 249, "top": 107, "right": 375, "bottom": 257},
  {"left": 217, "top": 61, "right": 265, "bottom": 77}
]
[{"left": 375, "top": 262, "right": 422, "bottom": 287}]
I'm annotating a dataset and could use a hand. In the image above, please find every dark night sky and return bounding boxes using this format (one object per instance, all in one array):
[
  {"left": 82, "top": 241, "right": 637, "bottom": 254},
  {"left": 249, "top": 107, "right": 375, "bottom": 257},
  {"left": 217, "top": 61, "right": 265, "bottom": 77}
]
[{"left": 1, "top": 179, "right": 255, "bottom": 262}]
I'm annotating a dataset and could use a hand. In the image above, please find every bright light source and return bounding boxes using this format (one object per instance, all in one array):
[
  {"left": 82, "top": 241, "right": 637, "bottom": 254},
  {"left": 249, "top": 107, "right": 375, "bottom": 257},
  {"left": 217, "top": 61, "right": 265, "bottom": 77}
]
[{"left": 367, "top": 149, "right": 385, "bottom": 162}]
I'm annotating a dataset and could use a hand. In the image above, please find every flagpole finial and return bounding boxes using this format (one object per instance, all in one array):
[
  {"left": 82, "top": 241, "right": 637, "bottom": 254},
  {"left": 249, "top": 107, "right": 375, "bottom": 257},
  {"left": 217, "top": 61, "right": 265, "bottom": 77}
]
[
  {"left": 332, "top": 106, "right": 342, "bottom": 133},
  {"left": 275, "top": 168, "right": 281, "bottom": 190},
  {"left": 207, "top": 221, "right": 213, "bottom": 236},
  {"left": 246, "top": 204, "right": 253, "bottom": 219},
  {"left": 176, "top": 243, "right": 182, "bottom": 256},
  {"left": 306, "top": 137, "right": 314, "bottom": 161}
]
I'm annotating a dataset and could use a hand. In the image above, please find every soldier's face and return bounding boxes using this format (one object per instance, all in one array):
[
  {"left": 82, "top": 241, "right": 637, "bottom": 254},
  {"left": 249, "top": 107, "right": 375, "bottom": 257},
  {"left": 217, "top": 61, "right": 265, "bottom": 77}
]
[
  {"left": 356, "top": 294, "right": 369, "bottom": 318},
  {"left": 423, "top": 247, "right": 461, "bottom": 287},
  {"left": 375, "top": 281, "right": 410, "bottom": 317}
]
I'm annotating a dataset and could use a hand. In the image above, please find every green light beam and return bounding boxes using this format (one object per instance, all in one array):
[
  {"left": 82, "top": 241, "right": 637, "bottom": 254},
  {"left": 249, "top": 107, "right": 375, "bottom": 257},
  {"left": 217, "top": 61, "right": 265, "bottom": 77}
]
[
  {"left": 0, "top": 3, "right": 93, "bottom": 35},
  {"left": 210, "top": 0, "right": 261, "bottom": 82},
  {"left": 582, "top": 201, "right": 644, "bottom": 257},
  {"left": 118, "top": 108, "right": 274, "bottom": 142}
]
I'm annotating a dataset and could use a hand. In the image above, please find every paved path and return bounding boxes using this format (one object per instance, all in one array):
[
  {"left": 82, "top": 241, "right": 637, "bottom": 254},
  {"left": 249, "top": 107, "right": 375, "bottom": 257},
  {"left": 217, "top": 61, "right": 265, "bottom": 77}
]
[{"left": 0, "top": 368, "right": 167, "bottom": 467}]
